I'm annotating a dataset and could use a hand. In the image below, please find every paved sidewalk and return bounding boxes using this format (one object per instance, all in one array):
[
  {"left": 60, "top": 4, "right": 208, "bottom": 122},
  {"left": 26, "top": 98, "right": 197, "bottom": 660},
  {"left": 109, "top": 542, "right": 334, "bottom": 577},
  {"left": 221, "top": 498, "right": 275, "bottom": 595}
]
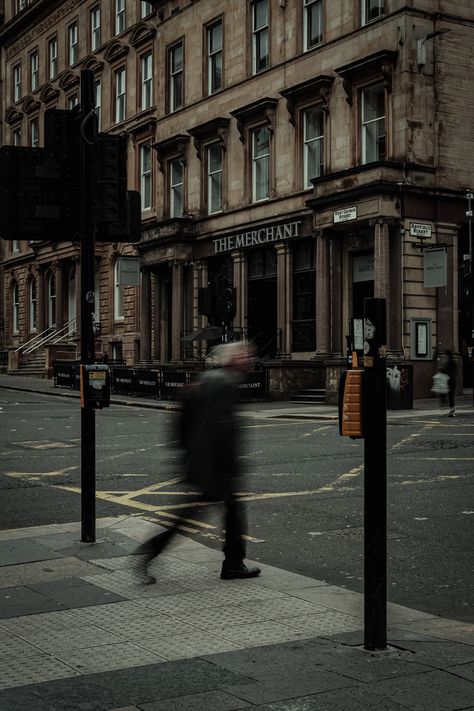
[
  {"left": 0, "top": 515, "right": 473, "bottom": 710},
  {"left": 1, "top": 372, "right": 473, "bottom": 421}
]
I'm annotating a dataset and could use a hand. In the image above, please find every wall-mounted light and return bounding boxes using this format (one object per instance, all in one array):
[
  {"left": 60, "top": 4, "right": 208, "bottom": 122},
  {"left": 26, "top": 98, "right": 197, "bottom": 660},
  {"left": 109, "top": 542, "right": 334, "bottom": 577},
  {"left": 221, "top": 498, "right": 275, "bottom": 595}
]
[{"left": 417, "top": 28, "right": 451, "bottom": 69}]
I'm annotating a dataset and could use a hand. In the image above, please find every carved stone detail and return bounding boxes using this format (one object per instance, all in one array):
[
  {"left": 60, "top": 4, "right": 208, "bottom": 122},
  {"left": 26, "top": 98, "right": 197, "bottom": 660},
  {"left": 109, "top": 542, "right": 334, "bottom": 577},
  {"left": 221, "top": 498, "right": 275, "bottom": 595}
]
[{"left": 7, "top": 0, "right": 83, "bottom": 59}]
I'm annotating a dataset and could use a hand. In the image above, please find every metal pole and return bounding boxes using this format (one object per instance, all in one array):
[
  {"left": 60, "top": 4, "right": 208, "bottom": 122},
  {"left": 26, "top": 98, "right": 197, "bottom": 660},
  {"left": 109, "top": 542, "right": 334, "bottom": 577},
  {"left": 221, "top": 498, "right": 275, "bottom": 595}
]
[
  {"left": 467, "top": 192, "right": 474, "bottom": 406},
  {"left": 363, "top": 297, "right": 387, "bottom": 650},
  {"left": 80, "top": 70, "right": 97, "bottom": 543}
]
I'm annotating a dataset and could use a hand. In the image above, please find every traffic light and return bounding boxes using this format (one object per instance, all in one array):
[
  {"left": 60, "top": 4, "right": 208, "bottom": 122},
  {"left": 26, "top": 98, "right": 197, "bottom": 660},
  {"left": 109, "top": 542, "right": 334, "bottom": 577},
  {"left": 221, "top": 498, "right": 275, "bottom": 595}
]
[
  {"left": 95, "top": 190, "right": 141, "bottom": 243},
  {"left": 213, "top": 277, "right": 236, "bottom": 323},
  {"left": 91, "top": 133, "right": 128, "bottom": 226},
  {"left": 198, "top": 287, "right": 213, "bottom": 316},
  {"left": 461, "top": 266, "right": 473, "bottom": 301},
  {"left": 43, "top": 107, "right": 81, "bottom": 237},
  {"left": 0, "top": 146, "right": 44, "bottom": 240}
]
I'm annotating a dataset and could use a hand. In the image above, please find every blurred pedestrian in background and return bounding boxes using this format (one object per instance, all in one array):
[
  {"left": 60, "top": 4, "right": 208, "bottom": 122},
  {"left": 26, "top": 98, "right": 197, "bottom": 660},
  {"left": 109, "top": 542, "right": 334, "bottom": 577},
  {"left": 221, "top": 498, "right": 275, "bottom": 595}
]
[
  {"left": 439, "top": 349, "right": 457, "bottom": 417},
  {"left": 135, "top": 341, "right": 261, "bottom": 583}
]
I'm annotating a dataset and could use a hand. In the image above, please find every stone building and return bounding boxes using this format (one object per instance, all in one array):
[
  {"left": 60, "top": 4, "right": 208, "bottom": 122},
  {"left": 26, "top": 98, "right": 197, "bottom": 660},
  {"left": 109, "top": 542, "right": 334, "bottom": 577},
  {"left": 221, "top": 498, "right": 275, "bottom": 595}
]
[{"left": 0, "top": 0, "right": 473, "bottom": 400}]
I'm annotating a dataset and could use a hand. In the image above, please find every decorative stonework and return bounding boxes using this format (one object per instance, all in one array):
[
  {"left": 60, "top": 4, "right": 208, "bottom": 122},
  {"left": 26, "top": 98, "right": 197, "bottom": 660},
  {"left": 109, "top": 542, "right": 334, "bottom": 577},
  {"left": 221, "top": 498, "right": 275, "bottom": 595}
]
[
  {"left": 129, "top": 22, "right": 156, "bottom": 48},
  {"left": 102, "top": 40, "right": 130, "bottom": 64},
  {"left": 5, "top": 106, "right": 23, "bottom": 125},
  {"left": 39, "top": 84, "right": 60, "bottom": 105},
  {"left": 188, "top": 117, "right": 230, "bottom": 160},
  {"left": 58, "top": 70, "right": 79, "bottom": 90},
  {"left": 230, "top": 98, "right": 278, "bottom": 143},
  {"left": 6, "top": 0, "right": 83, "bottom": 59},
  {"left": 22, "top": 96, "right": 41, "bottom": 115}
]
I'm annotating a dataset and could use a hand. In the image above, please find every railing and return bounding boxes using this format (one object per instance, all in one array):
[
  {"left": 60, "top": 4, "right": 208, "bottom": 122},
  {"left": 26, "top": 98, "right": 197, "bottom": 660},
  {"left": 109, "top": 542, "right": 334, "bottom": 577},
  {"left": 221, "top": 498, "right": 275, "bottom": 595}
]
[
  {"left": 247, "top": 327, "right": 282, "bottom": 359},
  {"left": 291, "top": 320, "right": 316, "bottom": 352},
  {"left": 50, "top": 317, "right": 77, "bottom": 346},
  {"left": 53, "top": 362, "right": 269, "bottom": 401},
  {"left": 15, "top": 325, "right": 56, "bottom": 354}
]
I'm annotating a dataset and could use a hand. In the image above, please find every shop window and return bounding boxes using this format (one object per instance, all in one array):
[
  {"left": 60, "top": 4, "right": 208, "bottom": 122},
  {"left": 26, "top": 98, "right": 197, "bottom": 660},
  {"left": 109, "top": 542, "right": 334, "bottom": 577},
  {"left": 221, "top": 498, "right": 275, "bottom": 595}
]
[
  {"left": 251, "top": 0, "right": 269, "bottom": 74},
  {"left": 303, "top": 106, "right": 324, "bottom": 187},
  {"left": 252, "top": 127, "right": 270, "bottom": 202},
  {"left": 362, "top": 0, "right": 384, "bottom": 25},
  {"left": 12, "top": 282, "right": 20, "bottom": 334},
  {"left": 169, "top": 158, "right": 184, "bottom": 218},
  {"left": 114, "top": 67, "right": 126, "bottom": 123},
  {"left": 30, "top": 51, "right": 39, "bottom": 91},
  {"left": 48, "top": 273, "right": 56, "bottom": 327},
  {"left": 115, "top": 0, "right": 126, "bottom": 35},
  {"left": 207, "top": 143, "right": 223, "bottom": 214},
  {"left": 90, "top": 6, "right": 101, "bottom": 52},
  {"left": 361, "top": 83, "right": 385, "bottom": 163},
  {"left": 13, "top": 63, "right": 22, "bottom": 102},
  {"left": 168, "top": 41, "right": 184, "bottom": 113},
  {"left": 292, "top": 240, "right": 315, "bottom": 351},
  {"left": 48, "top": 36, "right": 58, "bottom": 79},
  {"left": 140, "top": 144, "right": 152, "bottom": 211},
  {"left": 114, "top": 261, "right": 124, "bottom": 320},
  {"left": 207, "top": 19, "right": 223, "bottom": 95},
  {"left": 29, "top": 278, "right": 37, "bottom": 332},
  {"left": 140, "top": 52, "right": 153, "bottom": 110},
  {"left": 303, "top": 0, "right": 323, "bottom": 51}
]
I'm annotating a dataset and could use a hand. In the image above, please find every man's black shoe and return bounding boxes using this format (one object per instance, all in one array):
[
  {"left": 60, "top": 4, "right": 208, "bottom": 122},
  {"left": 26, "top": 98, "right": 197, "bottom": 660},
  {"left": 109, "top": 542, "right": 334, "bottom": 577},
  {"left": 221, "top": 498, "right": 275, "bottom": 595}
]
[{"left": 221, "top": 562, "right": 261, "bottom": 580}]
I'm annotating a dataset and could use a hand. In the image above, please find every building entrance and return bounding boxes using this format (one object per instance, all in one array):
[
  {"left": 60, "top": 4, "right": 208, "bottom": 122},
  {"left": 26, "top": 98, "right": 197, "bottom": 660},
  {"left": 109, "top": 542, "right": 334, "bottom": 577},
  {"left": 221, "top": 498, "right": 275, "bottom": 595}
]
[{"left": 247, "top": 248, "right": 278, "bottom": 358}]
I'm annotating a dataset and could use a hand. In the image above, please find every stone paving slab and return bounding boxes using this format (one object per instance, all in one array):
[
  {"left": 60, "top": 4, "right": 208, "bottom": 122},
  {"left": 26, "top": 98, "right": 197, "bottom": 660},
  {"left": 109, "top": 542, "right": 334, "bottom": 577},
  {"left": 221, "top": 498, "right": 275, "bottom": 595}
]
[
  {"left": 53, "top": 641, "right": 166, "bottom": 674},
  {"left": 0, "top": 539, "right": 63, "bottom": 566},
  {"left": 0, "top": 585, "right": 67, "bottom": 618},
  {"left": 371, "top": 668, "right": 474, "bottom": 711},
  {"left": 139, "top": 689, "right": 251, "bottom": 710},
  {"left": 27, "top": 577, "right": 127, "bottom": 608},
  {"left": 0, "top": 653, "right": 80, "bottom": 691},
  {"left": 0, "top": 556, "right": 105, "bottom": 588},
  {"left": 254, "top": 687, "right": 413, "bottom": 710}
]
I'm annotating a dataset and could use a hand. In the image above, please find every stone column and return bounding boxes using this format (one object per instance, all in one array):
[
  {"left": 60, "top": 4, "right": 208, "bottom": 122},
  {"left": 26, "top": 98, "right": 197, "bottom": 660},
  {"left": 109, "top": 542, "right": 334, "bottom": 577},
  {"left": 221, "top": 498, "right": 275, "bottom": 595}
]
[
  {"left": 436, "top": 223, "right": 459, "bottom": 351},
  {"left": 152, "top": 271, "right": 160, "bottom": 361},
  {"left": 171, "top": 262, "right": 184, "bottom": 361},
  {"left": 139, "top": 267, "right": 152, "bottom": 362},
  {"left": 330, "top": 236, "right": 342, "bottom": 355},
  {"left": 374, "top": 218, "right": 390, "bottom": 342},
  {"left": 232, "top": 251, "right": 247, "bottom": 334},
  {"left": 74, "top": 258, "right": 81, "bottom": 338},
  {"left": 275, "top": 243, "right": 291, "bottom": 355},
  {"left": 315, "top": 230, "right": 330, "bottom": 355},
  {"left": 37, "top": 266, "right": 46, "bottom": 334}
]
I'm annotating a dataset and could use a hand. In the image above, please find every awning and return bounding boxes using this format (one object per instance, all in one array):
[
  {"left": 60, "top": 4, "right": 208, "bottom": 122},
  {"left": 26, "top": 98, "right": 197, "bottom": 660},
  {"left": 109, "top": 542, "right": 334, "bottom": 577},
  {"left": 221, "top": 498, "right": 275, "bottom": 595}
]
[{"left": 182, "top": 326, "right": 222, "bottom": 342}]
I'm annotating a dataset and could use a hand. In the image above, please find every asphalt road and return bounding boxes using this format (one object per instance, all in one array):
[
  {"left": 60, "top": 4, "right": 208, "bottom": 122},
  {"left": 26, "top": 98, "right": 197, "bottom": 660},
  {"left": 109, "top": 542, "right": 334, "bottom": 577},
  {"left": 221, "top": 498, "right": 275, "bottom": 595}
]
[{"left": 0, "top": 387, "right": 473, "bottom": 623}]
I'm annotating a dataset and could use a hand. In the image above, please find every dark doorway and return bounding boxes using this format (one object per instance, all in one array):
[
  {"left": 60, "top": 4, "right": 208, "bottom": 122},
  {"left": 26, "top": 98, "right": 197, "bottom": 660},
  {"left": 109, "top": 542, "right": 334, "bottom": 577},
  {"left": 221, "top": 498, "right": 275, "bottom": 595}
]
[
  {"left": 352, "top": 279, "right": 374, "bottom": 319},
  {"left": 248, "top": 277, "right": 278, "bottom": 358}
]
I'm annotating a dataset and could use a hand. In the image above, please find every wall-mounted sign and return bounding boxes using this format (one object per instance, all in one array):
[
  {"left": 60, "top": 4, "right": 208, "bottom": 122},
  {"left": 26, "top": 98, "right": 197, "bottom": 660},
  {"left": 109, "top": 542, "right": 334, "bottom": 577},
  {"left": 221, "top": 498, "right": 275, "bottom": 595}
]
[
  {"left": 423, "top": 247, "right": 447, "bottom": 288},
  {"left": 334, "top": 207, "right": 357, "bottom": 223},
  {"left": 213, "top": 220, "right": 302, "bottom": 254},
  {"left": 410, "top": 222, "right": 432, "bottom": 238},
  {"left": 353, "top": 254, "right": 374, "bottom": 283},
  {"left": 118, "top": 256, "right": 140, "bottom": 286}
]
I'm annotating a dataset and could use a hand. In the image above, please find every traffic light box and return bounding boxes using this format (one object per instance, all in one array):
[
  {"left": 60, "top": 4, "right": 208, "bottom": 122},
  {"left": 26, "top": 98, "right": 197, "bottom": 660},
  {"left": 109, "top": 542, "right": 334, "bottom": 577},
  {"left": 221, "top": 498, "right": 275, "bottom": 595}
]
[
  {"left": 0, "top": 108, "right": 140, "bottom": 243},
  {"left": 198, "top": 277, "right": 236, "bottom": 324}
]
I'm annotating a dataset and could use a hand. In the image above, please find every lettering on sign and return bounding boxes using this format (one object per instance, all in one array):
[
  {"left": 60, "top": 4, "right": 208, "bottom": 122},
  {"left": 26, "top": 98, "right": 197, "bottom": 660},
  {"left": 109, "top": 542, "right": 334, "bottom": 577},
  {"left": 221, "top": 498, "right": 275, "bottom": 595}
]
[
  {"left": 213, "top": 220, "right": 302, "bottom": 254},
  {"left": 410, "top": 223, "right": 432, "bottom": 238},
  {"left": 334, "top": 207, "right": 357, "bottom": 224}
]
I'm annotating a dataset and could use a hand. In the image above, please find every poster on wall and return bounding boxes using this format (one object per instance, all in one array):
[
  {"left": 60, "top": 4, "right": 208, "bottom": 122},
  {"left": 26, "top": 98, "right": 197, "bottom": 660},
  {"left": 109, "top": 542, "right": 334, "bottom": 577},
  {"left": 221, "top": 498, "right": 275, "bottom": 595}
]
[{"left": 423, "top": 248, "right": 447, "bottom": 288}]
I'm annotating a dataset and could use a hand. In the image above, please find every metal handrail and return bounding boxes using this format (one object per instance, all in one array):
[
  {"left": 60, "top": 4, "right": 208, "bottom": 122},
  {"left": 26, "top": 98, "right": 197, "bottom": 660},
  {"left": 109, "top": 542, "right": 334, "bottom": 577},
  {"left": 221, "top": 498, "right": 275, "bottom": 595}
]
[
  {"left": 15, "top": 324, "right": 56, "bottom": 353},
  {"left": 24, "top": 317, "right": 76, "bottom": 353},
  {"left": 51, "top": 317, "right": 77, "bottom": 344}
]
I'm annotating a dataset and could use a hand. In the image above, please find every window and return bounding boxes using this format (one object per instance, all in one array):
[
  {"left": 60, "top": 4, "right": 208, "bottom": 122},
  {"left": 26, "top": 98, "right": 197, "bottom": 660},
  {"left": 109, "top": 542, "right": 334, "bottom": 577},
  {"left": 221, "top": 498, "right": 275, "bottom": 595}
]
[
  {"left": 361, "top": 83, "right": 385, "bottom": 163},
  {"left": 140, "top": 1, "right": 153, "bottom": 18},
  {"left": 303, "top": 106, "right": 324, "bottom": 187},
  {"left": 292, "top": 240, "right": 316, "bottom": 350},
  {"left": 12, "top": 282, "right": 20, "bottom": 334},
  {"left": 13, "top": 64, "right": 22, "bottom": 102},
  {"left": 68, "top": 94, "right": 78, "bottom": 109},
  {"left": 29, "top": 278, "right": 37, "bottom": 332},
  {"left": 140, "top": 52, "right": 153, "bottom": 110},
  {"left": 115, "top": 67, "right": 126, "bottom": 123},
  {"left": 362, "top": 0, "right": 384, "bottom": 25},
  {"left": 30, "top": 51, "right": 39, "bottom": 91},
  {"left": 207, "top": 20, "right": 223, "bottom": 94},
  {"left": 251, "top": 127, "right": 270, "bottom": 202},
  {"left": 252, "top": 0, "right": 269, "bottom": 74},
  {"left": 17, "top": 0, "right": 29, "bottom": 11},
  {"left": 12, "top": 240, "right": 20, "bottom": 252},
  {"left": 115, "top": 0, "right": 125, "bottom": 34},
  {"left": 95, "top": 78, "right": 102, "bottom": 130},
  {"left": 140, "top": 144, "right": 152, "bottom": 210},
  {"left": 114, "top": 261, "right": 124, "bottom": 320},
  {"left": 48, "top": 37, "right": 58, "bottom": 79},
  {"left": 48, "top": 273, "right": 56, "bottom": 327},
  {"left": 13, "top": 128, "right": 22, "bottom": 146},
  {"left": 304, "top": 0, "right": 322, "bottom": 50},
  {"left": 68, "top": 22, "right": 78, "bottom": 65},
  {"left": 30, "top": 119, "right": 39, "bottom": 148},
  {"left": 168, "top": 42, "right": 184, "bottom": 112},
  {"left": 90, "top": 6, "right": 101, "bottom": 51},
  {"left": 170, "top": 158, "right": 184, "bottom": 217},
  {"left": 207, "top": 143, "right": 223, "bottom": 214}
]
